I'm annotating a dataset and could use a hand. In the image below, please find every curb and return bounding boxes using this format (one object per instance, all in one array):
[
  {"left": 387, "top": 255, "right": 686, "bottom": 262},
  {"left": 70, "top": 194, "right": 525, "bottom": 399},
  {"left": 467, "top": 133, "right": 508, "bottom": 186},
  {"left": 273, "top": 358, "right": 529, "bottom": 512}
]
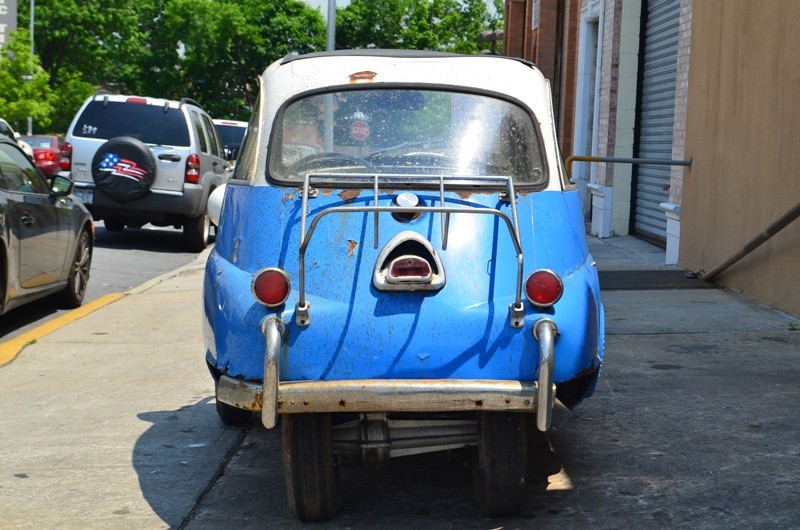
[{"left": 0, "top": 248, "right": 211, "bottom": 367}]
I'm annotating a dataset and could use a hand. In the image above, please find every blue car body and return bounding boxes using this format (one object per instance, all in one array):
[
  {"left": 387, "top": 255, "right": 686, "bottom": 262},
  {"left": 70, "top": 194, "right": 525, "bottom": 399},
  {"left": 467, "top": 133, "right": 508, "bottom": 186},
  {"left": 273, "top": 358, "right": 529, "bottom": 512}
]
[{"left": 206, "top": 186, "right": 603, "bottom": 387}]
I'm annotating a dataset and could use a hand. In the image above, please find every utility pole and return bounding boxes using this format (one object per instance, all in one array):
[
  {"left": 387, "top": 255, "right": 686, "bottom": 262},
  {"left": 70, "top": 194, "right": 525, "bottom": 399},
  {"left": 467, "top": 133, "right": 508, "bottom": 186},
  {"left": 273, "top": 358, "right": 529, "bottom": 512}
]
[{"left": 27, "top": 0, "right": 34, "bottom": 135}]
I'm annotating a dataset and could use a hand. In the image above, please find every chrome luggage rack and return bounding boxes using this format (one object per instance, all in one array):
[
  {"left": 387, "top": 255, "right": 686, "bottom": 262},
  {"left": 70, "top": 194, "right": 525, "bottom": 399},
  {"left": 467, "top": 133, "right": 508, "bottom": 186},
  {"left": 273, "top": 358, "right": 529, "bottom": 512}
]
[{"left": 295, "top": 173, "right": 526, "bottom": 328}]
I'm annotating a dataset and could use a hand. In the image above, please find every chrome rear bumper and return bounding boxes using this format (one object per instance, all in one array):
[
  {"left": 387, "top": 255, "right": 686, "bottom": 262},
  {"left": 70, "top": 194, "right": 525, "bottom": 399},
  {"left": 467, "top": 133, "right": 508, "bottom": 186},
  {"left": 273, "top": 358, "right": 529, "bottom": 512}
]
[{"left": 215, "top": 317, "right": 564, "bottom": 432}]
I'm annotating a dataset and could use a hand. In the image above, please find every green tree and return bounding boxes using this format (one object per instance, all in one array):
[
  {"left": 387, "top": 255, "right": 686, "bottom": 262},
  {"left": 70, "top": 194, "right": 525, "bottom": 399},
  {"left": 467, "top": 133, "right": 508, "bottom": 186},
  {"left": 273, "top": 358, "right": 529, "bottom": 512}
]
[
  {"left": 128, "top": 0, "right": 326, "bottom": 119},
  {"left": 17, "top": 0, "right": 149, "bottom": 131},
  {"left": 0, "top": 29, "right": 55, "bottom": 132},
  {"left": 336, "top": 0, "right": 502, "bottom": 54}
]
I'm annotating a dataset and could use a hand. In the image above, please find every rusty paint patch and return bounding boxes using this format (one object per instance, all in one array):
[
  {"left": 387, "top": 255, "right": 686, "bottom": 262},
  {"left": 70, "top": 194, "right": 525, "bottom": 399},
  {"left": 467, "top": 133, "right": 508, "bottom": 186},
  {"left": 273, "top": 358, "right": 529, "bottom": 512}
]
[
  {"left": 349, "top": 71, "right": 377, "bottom": 82},
  {"left": 347, "top": 240, "right": 358, "bottom": 256},
  {"left": 322, "top": 188, "right": 336, "bottom": 196},
  {"left": 283, "top": 193, "right": 294, "bottom": 202},
  {"left": 339, "top": 189, "right": 361, "bottom": 201}
]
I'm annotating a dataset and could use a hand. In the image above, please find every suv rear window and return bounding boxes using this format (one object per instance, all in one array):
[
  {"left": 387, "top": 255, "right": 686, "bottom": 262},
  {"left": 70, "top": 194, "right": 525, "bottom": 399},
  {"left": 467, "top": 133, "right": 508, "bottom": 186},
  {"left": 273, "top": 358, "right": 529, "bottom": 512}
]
[{"left": 72, "top": 101, "right": 191, "bottom": 147}]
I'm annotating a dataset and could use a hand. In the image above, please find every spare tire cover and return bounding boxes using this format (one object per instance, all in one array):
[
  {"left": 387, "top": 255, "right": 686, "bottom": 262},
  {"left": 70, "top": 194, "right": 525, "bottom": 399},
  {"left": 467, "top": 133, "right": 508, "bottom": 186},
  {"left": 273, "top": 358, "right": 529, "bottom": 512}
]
[{"left": 91, "top": 137, "right": 156, "bottom": 202}]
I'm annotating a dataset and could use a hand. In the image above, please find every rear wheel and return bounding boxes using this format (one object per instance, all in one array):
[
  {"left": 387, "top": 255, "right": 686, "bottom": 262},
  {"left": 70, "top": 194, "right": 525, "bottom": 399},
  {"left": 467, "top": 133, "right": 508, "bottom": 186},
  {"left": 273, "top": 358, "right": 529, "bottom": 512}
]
[
  {"left": 183, "top": 211, "right": 210, "bottom": 252},
  {"left": 54, "top": 228, "right": 92, "bottom": 309},
  {"left": 283, "top": 413, "right": 342, "bottom": 521},
  {"left": 473, "top": 412, "right": 528, "bottom": 515}
]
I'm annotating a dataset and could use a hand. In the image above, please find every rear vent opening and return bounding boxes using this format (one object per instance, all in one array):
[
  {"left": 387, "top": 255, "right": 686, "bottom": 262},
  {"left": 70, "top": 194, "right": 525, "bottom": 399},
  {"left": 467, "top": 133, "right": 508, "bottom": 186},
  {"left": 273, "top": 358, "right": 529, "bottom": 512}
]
[{"left": 379, "top": 240, "right": 439, "bottom": 274}]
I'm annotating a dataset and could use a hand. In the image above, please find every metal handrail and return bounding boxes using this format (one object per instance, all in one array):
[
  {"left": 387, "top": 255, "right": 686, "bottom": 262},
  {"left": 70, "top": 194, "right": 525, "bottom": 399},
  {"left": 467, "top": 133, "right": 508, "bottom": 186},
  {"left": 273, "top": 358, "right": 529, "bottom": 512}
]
[
  {"left": 701, "top": 199, "right": 800, "bottom": 281},
  {"left": 296, "top": 172, "right": 526, "bottom": 328},
  {"left": 565, "top": 155, "right": 692, "bottom": 178}
]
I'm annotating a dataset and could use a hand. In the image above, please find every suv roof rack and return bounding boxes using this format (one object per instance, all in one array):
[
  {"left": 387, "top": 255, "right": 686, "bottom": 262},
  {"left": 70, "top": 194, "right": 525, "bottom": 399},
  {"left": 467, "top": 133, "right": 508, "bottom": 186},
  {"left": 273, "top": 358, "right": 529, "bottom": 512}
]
[{"left": 180, "top": 97, "right": 204, "bottom": 109}]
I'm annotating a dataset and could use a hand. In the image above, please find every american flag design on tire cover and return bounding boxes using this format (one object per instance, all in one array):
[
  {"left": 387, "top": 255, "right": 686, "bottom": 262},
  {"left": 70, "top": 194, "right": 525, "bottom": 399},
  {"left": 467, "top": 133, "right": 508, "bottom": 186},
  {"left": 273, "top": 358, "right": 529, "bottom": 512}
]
[{"left": 98, "top": 153, "right": 148, "bottom": 181}]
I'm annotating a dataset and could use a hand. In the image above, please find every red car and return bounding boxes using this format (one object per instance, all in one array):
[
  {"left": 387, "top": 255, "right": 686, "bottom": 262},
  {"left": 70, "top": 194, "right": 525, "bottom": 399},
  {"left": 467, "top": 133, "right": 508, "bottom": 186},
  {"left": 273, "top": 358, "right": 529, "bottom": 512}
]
[{"left": 20, "top": 135, "right": 64, "bottom": 178}]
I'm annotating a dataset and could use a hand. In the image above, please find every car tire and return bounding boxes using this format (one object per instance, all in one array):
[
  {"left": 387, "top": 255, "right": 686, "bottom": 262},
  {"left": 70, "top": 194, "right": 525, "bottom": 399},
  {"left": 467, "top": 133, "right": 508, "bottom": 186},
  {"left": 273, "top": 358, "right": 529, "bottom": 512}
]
[
  {"left": 184, "top": 211, "right": 210, "bottom": 252},
  {"left": 215, "top": 399, "right": 252, "bottom": 426},
  {"left": 54, "top": 228, "right": 92, "bottom": 309},
  {"left": 283, "top": 413, "right": 342, "bottom": 522},
  {"left": 103, "top": 217, "right": 125, "bottom": 232},
  {"left": 91, "top": 136, "right": 156, "bottom": 203},
  {"left": 473, "top": 412, "right": 528, "bottom": 516}
]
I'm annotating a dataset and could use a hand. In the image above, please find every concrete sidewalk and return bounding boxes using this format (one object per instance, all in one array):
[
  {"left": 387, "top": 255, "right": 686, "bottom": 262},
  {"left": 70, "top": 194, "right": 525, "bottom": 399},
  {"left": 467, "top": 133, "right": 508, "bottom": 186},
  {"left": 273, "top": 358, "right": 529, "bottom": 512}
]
[
  {"left": 1, "top": 237, "right": 798, "bottom": 528},
  {"left": 0, "top": 249, "right": 237, "bottom": 529}
]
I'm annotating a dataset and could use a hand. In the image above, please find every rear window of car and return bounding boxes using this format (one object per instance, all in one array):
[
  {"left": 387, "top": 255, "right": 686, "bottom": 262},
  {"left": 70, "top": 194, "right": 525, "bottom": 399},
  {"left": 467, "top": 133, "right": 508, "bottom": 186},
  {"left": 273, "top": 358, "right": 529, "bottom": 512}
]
[
  {"left": 216, "top": 124, "right": 247, "bottom": 148},
  {"left": 72, "top": 101, "right": 191, "bottom": 147},
  {"left": 269, "top": 88, "right": 546, "bottom": 187},
  {"left": 20, "top": 136, "right": 58, "bottom": 149}
]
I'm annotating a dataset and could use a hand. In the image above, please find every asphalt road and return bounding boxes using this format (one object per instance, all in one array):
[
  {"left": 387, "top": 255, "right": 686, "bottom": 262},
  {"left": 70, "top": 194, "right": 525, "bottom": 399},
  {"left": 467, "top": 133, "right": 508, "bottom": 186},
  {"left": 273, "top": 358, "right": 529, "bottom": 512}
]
[{"left": 0, "top": 222, "right": 200, "bottom": 342}]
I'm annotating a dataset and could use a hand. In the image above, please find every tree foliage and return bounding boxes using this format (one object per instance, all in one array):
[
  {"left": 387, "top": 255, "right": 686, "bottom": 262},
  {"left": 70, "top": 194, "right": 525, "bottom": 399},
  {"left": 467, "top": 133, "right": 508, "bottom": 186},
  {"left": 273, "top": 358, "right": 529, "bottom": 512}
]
[
  {"left": 0, "top": 0, "right": 503, "bottom": 134},
  {"left": 337, "top": 0, "right": 503, "bottom": 54},
  {"left": 0, "top": 30, "right": 54, "bottom": 131}
]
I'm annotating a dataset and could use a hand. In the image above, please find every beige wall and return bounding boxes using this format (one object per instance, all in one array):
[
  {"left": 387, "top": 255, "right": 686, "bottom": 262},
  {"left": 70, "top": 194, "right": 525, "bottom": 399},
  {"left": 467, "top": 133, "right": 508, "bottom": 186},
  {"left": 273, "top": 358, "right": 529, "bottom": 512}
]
[{"left": 680, "top": 0, "right": 800, "bottom": 317}]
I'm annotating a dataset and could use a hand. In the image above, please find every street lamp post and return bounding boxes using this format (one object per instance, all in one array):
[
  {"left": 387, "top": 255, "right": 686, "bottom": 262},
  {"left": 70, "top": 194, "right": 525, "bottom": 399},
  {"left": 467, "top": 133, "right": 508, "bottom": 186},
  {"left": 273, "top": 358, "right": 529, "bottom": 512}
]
[{"left": 478, "top": 29, "right": 504, "bottom": 55}]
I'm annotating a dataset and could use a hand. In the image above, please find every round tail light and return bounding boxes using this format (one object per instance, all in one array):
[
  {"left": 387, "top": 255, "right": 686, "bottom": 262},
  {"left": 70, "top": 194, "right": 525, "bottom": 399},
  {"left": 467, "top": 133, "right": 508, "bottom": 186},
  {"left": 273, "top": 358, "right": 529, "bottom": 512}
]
[
  {"left": 252, "top": 268, "right": 290, "bottom": 307},
  {"left": 524, "top": 270, "right": 563, "bottom": 307}
]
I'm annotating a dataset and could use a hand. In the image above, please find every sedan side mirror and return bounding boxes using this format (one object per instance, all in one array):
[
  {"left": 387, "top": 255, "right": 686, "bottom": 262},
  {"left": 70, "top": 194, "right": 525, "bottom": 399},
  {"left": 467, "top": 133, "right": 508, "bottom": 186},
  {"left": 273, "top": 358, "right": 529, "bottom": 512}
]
[{"left": 51, "top": 175, "right": 74, "bottom": 197}]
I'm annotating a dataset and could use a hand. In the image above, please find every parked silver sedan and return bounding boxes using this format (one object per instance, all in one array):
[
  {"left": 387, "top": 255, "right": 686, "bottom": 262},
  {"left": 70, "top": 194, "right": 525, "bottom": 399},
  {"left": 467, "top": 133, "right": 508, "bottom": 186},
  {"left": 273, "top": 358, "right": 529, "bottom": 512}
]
[{"left": 0, "top": 136, "right": 93, "bottom": 314}]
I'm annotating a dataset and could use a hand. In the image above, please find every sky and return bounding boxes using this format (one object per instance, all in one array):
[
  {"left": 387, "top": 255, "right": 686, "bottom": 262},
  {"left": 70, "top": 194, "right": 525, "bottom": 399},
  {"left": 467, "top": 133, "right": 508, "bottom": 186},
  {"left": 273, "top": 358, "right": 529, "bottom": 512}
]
[{"left": 305, "top": 0, "right": 350, "bottom": 20}]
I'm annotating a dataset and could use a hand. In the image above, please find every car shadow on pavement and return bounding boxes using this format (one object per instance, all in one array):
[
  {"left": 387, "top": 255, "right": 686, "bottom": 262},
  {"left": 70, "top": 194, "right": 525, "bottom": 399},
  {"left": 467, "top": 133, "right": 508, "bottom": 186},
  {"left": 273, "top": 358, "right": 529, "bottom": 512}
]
[
  {"left": 133, "top": 398, "right": 247, "bottom": 528},
  {"left": 93, "top": 225, "right": 213, "bottom": 254},
  {"left": 0, "top": 296, "right": 60, "bottom": 341},
  {"left": 176, "top": 415, "right": 576, "bottom": 528}
]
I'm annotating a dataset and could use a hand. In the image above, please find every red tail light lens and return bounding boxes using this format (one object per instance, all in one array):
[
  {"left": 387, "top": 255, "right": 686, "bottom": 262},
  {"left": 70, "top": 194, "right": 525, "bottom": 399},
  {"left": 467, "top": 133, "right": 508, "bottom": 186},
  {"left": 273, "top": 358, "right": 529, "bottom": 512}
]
[
  {"left": 38, "top": 150, "right": 57, "bottom": 161},
  {"left": 524, "top": 270, "right": 563, "bottom": 307},
  {"left": 185, "top": 154, "right": 201, "bottom": 183},
  {"left": 252, "top": 268, "right": 291, "bottom": 307},
  {"left": 387, "top": 255, "right": 432, "bottom": 282},
  {"left": 60, "top": 142, "right": 72, "bottom": 171}
]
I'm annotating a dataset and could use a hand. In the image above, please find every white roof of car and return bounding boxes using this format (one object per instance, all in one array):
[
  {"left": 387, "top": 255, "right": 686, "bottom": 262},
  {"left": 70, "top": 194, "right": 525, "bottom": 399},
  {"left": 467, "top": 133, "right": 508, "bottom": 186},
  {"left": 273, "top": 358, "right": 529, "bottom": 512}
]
[{"left": 254, "top": 50, "right": 566, "bottom": 189}]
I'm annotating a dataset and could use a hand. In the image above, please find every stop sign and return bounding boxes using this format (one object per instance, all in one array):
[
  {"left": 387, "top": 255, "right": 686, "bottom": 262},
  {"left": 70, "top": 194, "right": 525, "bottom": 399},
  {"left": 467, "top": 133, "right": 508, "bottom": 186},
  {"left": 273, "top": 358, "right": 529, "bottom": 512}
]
[{"left": 350, "top": 120, "right": 370, "bottom": 141}]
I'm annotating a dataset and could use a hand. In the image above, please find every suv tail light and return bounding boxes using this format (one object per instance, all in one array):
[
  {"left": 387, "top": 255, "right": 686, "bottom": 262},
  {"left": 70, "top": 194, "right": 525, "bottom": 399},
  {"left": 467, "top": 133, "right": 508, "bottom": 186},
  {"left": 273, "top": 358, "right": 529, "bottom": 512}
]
[
  {"left": 185, "top": 154, "right": 200, "bottom": 183},
  {"left": 60, "top": 142, "right": 72, "bottom": 171},
  {"left": 524, "top": 270, "right": 563, "bottom": 307},
  {"left": 252, "top": 268, "right": 291, "bottom": 307}
]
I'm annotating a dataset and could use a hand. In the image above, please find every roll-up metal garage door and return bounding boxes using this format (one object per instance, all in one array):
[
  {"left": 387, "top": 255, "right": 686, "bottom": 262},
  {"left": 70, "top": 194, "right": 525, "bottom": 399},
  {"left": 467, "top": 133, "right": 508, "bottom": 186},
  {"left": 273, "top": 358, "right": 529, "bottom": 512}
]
[{"left": 632, "top": 0, "right": 680, "bottom": 242}]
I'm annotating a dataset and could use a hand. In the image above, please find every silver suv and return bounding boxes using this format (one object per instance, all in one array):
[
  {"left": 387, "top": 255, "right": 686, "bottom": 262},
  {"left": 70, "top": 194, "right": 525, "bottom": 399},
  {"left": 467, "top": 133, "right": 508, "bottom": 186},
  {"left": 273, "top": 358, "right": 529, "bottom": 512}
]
[{"left": 61, "top": 93, "right": 231, "bottom": 251}]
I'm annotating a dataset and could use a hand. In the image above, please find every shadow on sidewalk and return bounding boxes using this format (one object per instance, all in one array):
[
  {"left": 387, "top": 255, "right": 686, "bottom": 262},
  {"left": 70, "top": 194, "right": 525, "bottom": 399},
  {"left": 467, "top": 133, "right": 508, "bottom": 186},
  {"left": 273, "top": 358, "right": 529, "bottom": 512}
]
[{"left": 133, "top": 397, "right": 247, "bottom": 527}]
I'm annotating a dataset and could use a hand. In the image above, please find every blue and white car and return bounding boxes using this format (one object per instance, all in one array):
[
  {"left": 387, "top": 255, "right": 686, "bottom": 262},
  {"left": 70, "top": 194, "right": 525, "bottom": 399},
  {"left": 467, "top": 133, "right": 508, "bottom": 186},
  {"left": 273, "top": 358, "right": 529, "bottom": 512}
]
[{"left": 203, "top": 50, "right": 605, "bottom": 521}]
